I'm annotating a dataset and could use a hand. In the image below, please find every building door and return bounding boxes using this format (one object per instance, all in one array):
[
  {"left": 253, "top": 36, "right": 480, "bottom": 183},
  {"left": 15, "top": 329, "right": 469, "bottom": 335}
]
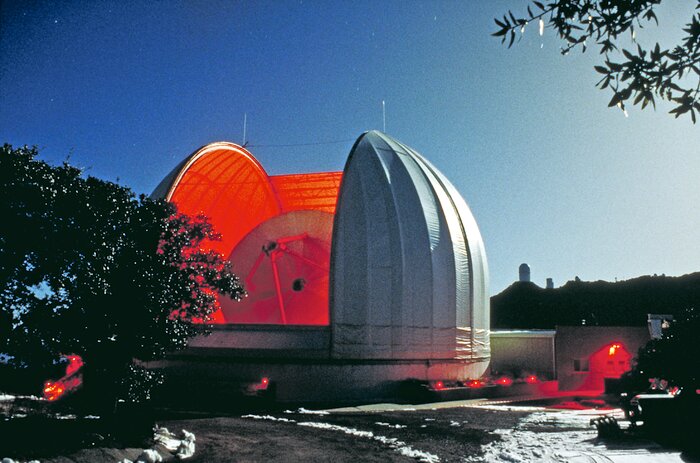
[{"left": 584, "top": 342, "right": 632, "bottom": 390}]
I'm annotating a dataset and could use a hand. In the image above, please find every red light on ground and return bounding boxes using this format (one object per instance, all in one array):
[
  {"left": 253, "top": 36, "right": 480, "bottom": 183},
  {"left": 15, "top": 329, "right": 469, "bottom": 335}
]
[
  {"left": 65, "top": 354, "right": 83, "bottom": 376},
  {"left": 467, "top": 379, "right": 483, "bottom": 388},
  {"left": 525, "top": 375, "right": 538, "bottom": 384},
  {"left": 497, "top": 377, "right": 513, "bottom": 387},
  {"left": 434, "top": 381, "right": 444, "bottom": 390},
  {"left": 43, "top": 381, "right": 65, "bottom": 402},
  {"left": 42, "top": 354, "right": 84, "bottom": 402}
]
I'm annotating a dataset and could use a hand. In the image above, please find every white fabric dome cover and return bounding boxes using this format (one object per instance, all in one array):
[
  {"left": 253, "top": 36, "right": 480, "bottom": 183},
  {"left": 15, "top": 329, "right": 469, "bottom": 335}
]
[{"left": 330, "top": 131, "right": 490, "bottom": 361}]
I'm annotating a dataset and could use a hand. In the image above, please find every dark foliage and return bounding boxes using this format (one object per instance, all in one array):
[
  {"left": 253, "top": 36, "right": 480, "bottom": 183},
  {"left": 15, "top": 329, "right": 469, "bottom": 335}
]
[
  {"left": 0, "top": 144, "right": 245, "bottom": 409},
  {"left": 491, "top": 273, "right": 700, "bottom": 329},
  {"left": 619, "top": 308, "right": 699, "bottom": 449},
  {"left": 494, "top": 0, "right": 700, "bottom": 122},
  {"left": 634, "top": 307, "right": 699, "bottom": 389}
]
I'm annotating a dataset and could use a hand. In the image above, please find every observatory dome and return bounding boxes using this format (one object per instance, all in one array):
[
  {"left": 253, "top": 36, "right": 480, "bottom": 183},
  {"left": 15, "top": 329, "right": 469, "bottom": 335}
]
[
  {"left": 331, "top": 131, "right": 489, "bottom": 361},
  {"left": 153, "top": 131, "right": 489, "bottom": 367}
]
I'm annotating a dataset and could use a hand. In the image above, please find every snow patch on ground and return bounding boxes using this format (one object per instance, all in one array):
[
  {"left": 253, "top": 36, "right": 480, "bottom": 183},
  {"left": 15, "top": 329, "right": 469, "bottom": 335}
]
[
  {"left": 175, "top": 430, "right": 196, "bottom": 460},
  {"left": 471, "top": 404, "right": 547, "bottom": 413},
  {"left": 284, "top": 407, "right": 330, "bottom": 415},
  {"left": 118, "top": 428, "right": 196, "bottom": 463},
  {"left": 298, "top": 421, "right": 439, "bottom": 463},
  {"left": 241, "top": 414, "right": 438, "bottom": 462},
  {"left": 2, "top": 458, "right": 40, "bottom": 463},
  {"left": 242, "top": 414, "right": 297, "bottom": 423},
  {"left": 0, "top": 394, "right": 40, "bottom": 402},
  {"left": 134, "top": 448, "right": 163, "bottom": 463},
  {"left": 154, "top": 427, "right": 183, "bottom": 452},
  {"left": 375, "top": 421, "right": 407, "bottom": 429},
  {"left": 465, "top": 408, "right": 686, "bottom": 463}
]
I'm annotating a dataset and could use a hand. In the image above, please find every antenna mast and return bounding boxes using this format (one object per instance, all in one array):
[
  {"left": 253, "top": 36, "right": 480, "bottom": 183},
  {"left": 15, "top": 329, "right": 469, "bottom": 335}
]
[
  {"left": 382, "top": 100, "right": 386, "bottom": 133},
  {"left": 243, "top": 113, "right": 248, "bottom": 145}
]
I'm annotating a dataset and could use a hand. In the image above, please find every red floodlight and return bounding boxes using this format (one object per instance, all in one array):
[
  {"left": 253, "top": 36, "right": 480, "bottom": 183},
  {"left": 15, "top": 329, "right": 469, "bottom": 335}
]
[
  {"left": 434, "top": 381, "right": 445, "bottom": 390},
  {"left": 467, "top": 379, "right": 483, "bottom": 388},
  {"left": 525, "top": 375, "right": 538, "bottom": 384},
  {"left": 43, "top": 381, "right": 65, "bottom": 402},
  {"left": 608, "top": 343, "right": 622, "bottom": 356},
  {"left": 244, "top": 376, "right": 272, "bottom": 395}
]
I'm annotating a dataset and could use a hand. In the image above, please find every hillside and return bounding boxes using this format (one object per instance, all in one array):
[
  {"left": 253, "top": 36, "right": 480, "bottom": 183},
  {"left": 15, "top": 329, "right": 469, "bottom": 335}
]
[{"left": 490, "top": 272, "right": 700, "bottom": 329}]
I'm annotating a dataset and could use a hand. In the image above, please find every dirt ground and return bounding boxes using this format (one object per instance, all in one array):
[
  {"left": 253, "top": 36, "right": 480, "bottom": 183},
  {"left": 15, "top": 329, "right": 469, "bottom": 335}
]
[
  {"left": 157, "top": 405, "right": 529, "bottom": 463},
  {"left": 3, "top": 401, "right": 527, "bottom": 463},
  {"left": 5, "top": 397, "right": 696, "bottom": 462}
]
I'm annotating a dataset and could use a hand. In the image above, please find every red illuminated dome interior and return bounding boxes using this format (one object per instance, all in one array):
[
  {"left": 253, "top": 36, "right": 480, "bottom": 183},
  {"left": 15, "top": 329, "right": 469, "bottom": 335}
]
[{"left": 166, "top": 143, "right": 341, "bottom": 325}]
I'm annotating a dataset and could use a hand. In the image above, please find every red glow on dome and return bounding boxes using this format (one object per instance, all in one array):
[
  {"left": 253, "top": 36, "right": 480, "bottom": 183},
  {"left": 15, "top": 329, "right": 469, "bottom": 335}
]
[{"left": 167, "top": 144, "right": 342, "bottom": 326}]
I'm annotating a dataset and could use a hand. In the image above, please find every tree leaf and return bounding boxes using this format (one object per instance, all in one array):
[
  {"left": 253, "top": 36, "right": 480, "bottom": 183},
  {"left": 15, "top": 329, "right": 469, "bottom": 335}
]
[{"left": 608, "top": 93, "right": 621, "bottom": 107}]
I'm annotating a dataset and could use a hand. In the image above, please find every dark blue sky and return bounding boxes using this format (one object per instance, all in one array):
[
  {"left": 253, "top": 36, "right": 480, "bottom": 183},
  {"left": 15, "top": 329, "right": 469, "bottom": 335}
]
[{"left": 2, "top": 1, "right": 698, "bottom": 294}]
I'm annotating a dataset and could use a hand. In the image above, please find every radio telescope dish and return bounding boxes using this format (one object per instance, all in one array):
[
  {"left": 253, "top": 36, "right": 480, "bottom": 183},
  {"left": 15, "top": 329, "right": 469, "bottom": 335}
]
[{"left": 219, "top": 210, "right": 333, "bottom": 325}]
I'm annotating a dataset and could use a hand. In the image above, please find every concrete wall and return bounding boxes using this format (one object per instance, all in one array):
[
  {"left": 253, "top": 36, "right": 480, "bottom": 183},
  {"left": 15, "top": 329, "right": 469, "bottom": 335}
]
[
  {"left": 555, "top": 325, "right": 650, "bottom": 391},
  {"left": 187, "top": 324, "right": 330, "bottom": 359},
  {"left": 150, "top": 324, "right": 490, "bottom": 404},
  {"left": 490, "top": 330, "right": 556, "bottom": 379},
  {"left": 151, "top": 356, "right": 490, "bottom": 404}
]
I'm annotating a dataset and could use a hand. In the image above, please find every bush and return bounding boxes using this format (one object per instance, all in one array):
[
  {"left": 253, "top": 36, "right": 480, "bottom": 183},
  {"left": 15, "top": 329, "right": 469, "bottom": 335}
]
[{"left": 0, "top": 144, "right": 245, "bottom": 410}]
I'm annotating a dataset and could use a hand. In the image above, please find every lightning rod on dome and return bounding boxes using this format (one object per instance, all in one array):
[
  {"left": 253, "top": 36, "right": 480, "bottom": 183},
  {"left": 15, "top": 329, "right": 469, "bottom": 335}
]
[
  {"left": 243, "top": 113, "right": 248, "bottom": 146},
  {"left": 382, "top": 100, "right": 386, "bottom": 133}
]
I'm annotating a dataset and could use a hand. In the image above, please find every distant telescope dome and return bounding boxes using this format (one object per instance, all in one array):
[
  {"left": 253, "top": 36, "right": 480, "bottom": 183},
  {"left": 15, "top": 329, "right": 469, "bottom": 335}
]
[{"left": 519, "top": 263, "right": 531, "bottom": 282}]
